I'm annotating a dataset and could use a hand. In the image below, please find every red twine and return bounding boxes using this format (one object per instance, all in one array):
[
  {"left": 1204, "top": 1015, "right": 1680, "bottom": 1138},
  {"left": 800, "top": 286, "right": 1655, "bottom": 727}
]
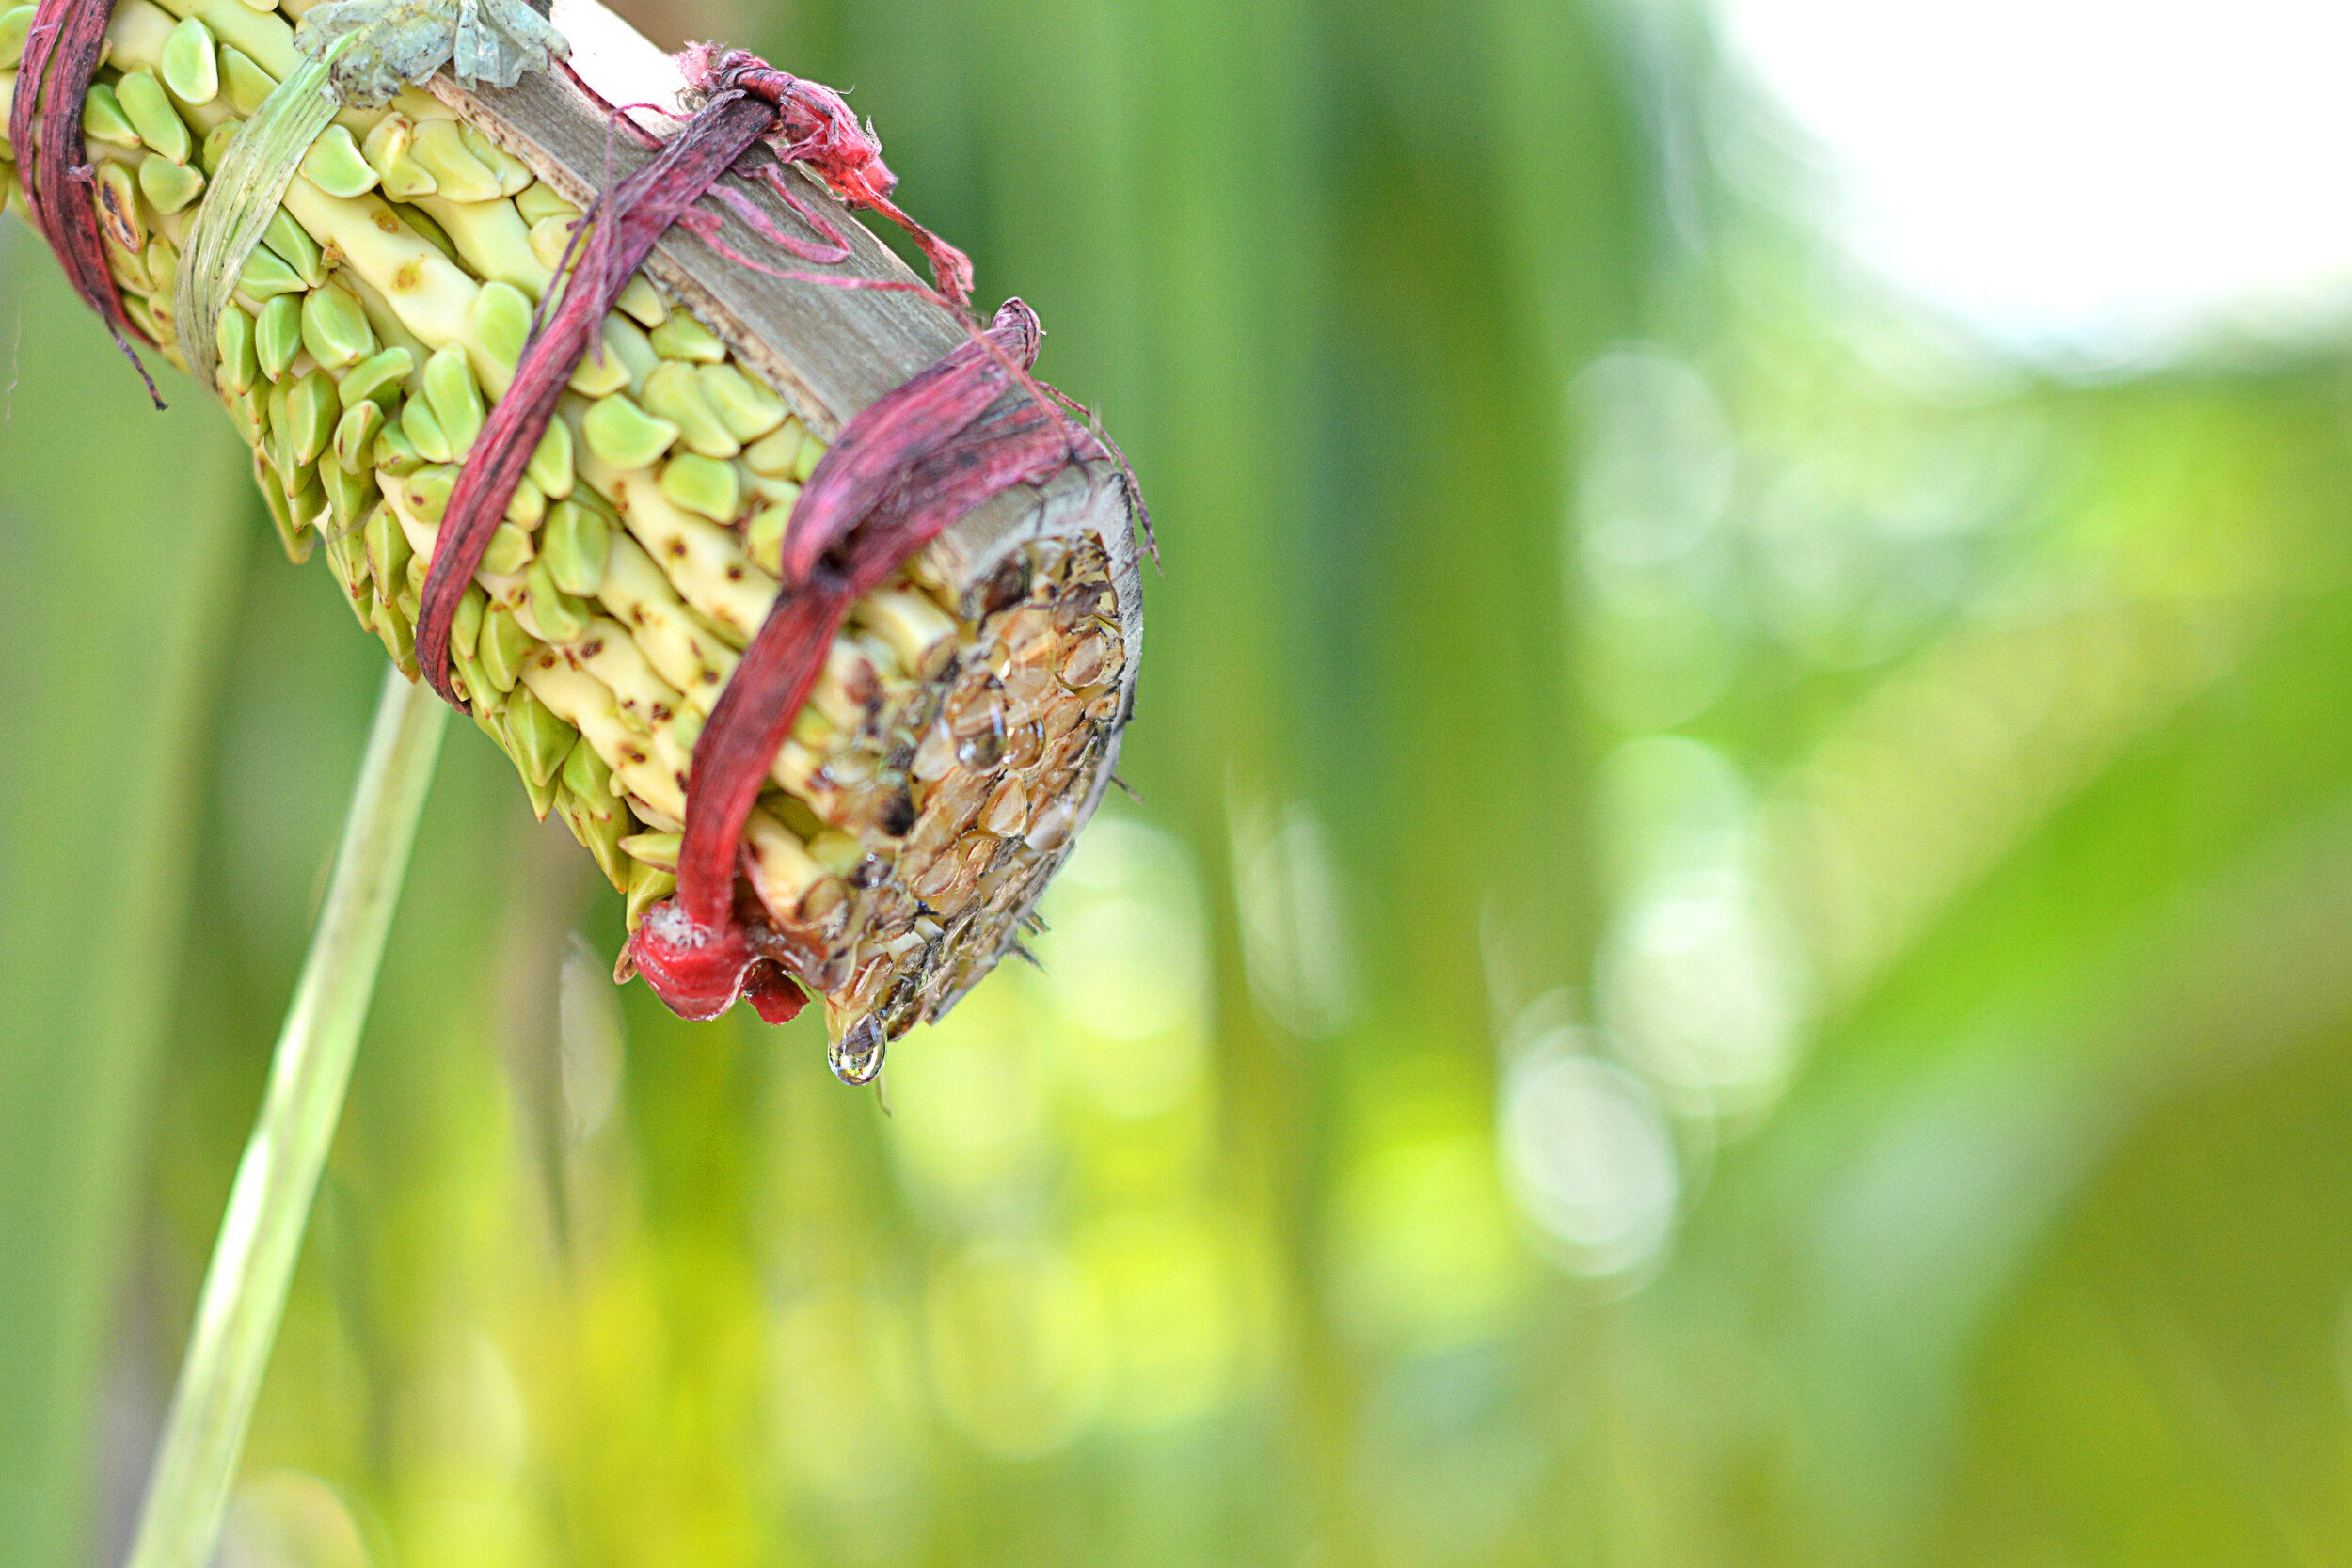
[
  {"left": 12, "top": 0, "right": 165, "bottom": 405},
  {"left": 413, "top": 49, "right": 1109, "bottom": 1025}
]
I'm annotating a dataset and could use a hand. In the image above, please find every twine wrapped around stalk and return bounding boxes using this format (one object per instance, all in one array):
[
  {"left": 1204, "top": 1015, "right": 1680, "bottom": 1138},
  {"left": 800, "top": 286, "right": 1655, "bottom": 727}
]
[{"left": 7, "top": 0, "right": 1147, "bottom": 1069}]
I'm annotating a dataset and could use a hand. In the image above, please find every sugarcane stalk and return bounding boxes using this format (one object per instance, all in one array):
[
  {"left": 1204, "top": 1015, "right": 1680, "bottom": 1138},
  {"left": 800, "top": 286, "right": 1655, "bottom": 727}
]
[
  {"left": 7, "top": 0, "right": 1141, "bottom": 1062},
  {"left": 123, "top": 669, "right": 444, "bottom": 1568}
]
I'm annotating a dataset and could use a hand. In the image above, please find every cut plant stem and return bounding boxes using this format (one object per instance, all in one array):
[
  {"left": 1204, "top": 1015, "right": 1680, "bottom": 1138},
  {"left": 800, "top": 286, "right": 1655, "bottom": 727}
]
[{"left": 124, "top": 668, "right": 445, "bottom": 1568}]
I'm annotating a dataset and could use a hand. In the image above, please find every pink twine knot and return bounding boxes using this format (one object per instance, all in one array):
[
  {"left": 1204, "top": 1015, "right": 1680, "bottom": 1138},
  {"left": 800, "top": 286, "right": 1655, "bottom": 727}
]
[{"left": 680, "top": 43, "right": 975, "bottom": 307}]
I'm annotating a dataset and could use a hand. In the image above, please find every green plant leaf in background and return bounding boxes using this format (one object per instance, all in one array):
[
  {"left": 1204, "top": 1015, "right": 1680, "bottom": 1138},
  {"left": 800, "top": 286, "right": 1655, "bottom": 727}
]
[
  {"left": 0, "top": 245, "right": 250, "bottom": 1565},
  {"left": 14, "top": 0, "right": 2352, "bottom": 1562}
]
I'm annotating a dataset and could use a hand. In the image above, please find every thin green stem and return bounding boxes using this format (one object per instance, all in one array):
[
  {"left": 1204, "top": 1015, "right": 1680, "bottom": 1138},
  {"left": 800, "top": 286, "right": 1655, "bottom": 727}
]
[{"left": 125, "top": 669, "right": 446, "bottom": 1568}]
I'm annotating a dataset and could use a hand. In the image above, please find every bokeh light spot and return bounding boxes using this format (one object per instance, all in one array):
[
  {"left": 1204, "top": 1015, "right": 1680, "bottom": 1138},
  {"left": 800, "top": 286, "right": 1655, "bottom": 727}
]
[{"left": 1499, "top": 1037, "right": 1680, "bottom": 1281}]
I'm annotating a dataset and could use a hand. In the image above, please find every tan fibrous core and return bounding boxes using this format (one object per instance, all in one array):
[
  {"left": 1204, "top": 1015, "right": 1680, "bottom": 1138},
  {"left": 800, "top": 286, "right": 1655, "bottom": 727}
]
[
  {"left": 0, "top": 0, "right": 1128, "bottom": 1034},
  {"left": 768, "top": 537, "right": 1126, "bottom": 1048}
]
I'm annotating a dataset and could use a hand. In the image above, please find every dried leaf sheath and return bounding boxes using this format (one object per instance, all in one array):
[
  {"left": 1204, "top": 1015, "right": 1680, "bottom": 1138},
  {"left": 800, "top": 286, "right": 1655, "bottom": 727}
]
[{"left": 0, "top": 0, "right": 1143, "bottom": 1065}]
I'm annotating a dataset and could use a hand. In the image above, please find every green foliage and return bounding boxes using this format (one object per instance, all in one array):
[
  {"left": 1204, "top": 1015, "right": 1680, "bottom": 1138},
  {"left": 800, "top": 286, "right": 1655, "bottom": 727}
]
[{"left": 10, "top": 1, "right": 2352, "bottom": 1564}]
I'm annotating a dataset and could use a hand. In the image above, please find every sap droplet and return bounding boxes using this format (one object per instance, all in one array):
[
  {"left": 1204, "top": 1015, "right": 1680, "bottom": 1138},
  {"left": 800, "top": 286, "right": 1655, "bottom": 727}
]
[{"left": 830, "top": 1014, "right": 887, "bottom": 1085}]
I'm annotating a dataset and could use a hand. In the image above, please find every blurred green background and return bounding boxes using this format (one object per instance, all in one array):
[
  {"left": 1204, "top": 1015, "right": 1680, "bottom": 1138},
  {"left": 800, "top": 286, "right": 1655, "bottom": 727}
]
[{"left": 10, "top": 0, "right": 2352, "bottom": 1562}]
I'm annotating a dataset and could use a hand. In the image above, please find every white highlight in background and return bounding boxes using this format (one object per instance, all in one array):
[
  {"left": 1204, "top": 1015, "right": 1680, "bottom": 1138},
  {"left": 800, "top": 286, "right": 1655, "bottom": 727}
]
[
  {"left": 1715, "top": 0, "right": 2352, "bottom": 362},
  {"left": 1500, "top": 1033, "right": 1681, "bottom": 1280}
]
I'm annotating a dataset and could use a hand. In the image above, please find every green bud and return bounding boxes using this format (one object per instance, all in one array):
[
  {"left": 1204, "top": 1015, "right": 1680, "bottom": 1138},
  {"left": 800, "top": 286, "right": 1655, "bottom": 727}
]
[
  {"left": 515, "top": 181, "right": 578, "bottom": 227},
  {"left": 0, "top": 6, "right": 34, "bottom": 70},
  {"left": 261, "top": 208, "right": 326, "bottom": 288},
  {"left": 562, "top": 733, "right": 620, "bottom": 815},
  {"left": 792, "top": 431, "right": 824, "bottom": 483},
  {"left": 115, "top": 71, "right": 190, "bottom": 165},
  {"left": 625, "top": 860, "right": 676, "bottom": 930},
  {"left": 144, "top": 236, "right": 179, "bottom": 297},
  {"left": 696, "top": 364, "right": 787, "bottom": 443},
  {"left": 580, "top": 392, "right": 679, "bottom": 469},
  {"left": 527, "top": 214, "right": 575, "bottom": 274},
  {"left": 742, "top": 421, "right": 803, "bottom": 478},
  {"left": 277, "top": 484, "right": 322, "bottom": 563},
  {"left": 669, "top": 702, "right": 704, "bottom": 753},
  {"left": 82, "top": 85, "right": 141, "bottom": 149},
  {"left": 158, "top": 16, "right": 218, "bottom": 104},
  {"left": 322, "top": 459, "right": 377, "bottom": 532},
  {"left": 460, "top": 122, "right": 534, "bottom": 196},
  {"left": 422, "top": 343, "right": 485, "bottom": 456},
  {"left": 287, "top": 370, "right": 338, "bottom": 467},
  {"left": 525, "top": 561, "right": 590, "bottom": 643},
  {"left": 514, "top": 754, "right": 561, "bottom": 821},
  {"left": 394, "top": 465, "right": 454, "bottom": 524},
  {"left": 217, "top": 45, "right": 275, "bottom": 116},
  {"left": 540, "top": 499, "right": 611, "bottom": 595},
  {"left": 373, "top": 422, "right": 424, "bottom": 476},
  {"left": 503, "top": 681, "right": 576, "bottom": 791},
  {"left": 471, "top": 698, "right": 508, "bottom": 754},
  {"left": 407, "top": 119, "right": 501, "bottom": 202},
  {"left": 253, "top": 453, "right": 301, "bottom": 560},
  {"left": 602, "top": 314, "right": 659, "bottom": 388},
  {"left": 298, "top": 123, "right": 378, "bottom": 198},
  {"left": 199, "top": 120, "right": 238, "bottom": 177},
  {"left": 215, "top": 303, "right": 257, "bottom": 395},
  {"left": 649, "top": 309, "right": 724, "bottom": 364},
  {"left": 618, "top": 831, "right": 680, "bottom": 870},
  {"left": 401, "top": 395, "right": 453, "bottom": 464},
  {"left": 237, "top": 247, "right": 305, "bottom": 301},
  {"left": 467, "top": 280, "right": 531, "bottom": 381},
  {"left": 505, "top": 477, "right": 546, "bottom": 530},
  {"left": 453, "top": 642, "right": 497, "bottom": 715},
  {"left": 254, "top": 292, "right": 302, "bottom": 379},
  {"left": 375, "top": 590, "right": 417, "bottom": 675},
  {"left": 613, "top": 275, "right": 666, "bottom": 328},
  {"left": 479, "top": 604, "right": 532, "bottom": 693},
  {"left": 481, "top": 522, "right": 535, "bottom": 577},
  {"left": 564, "top": 787, "right": 632, "bottom": 891},
  {"left": 747, "top": 473, "right": 801, "bottom": 513},
  {"left": 282, "top": 453, "right": 321, "bottom": 507},
  {"left": 743, "top": 502, "right": 785, "bottom": 577},
  {"left": 658, "top": 452, "right": 740, "bottom": 524},
  {"left": 285, "top": 369, "right": 339, "bottom": 465},
  {"left": 92, "top": 163, "right": 142, "bottom": 253},
  {"left": 103, "top": 230, "right": 146, "bottom": 294},
  {"left": 640, "top": 361, "right": 739, "bottom": 459},
  {"left": 452, "top": 583, "right": 486, "bottom": 659},
  {"left": 322, "top": 523, "right": 373, "bottom": 628},
  {"left": 137, "top": 150, "right": 203, "bottom": 214},
  {"left": 123, "top": 295, "right": 169, "bottom": 354},
  {"left": 361, "top": 114, "right": 437, "bottom": 200},
  {"left": 526, "top": 417, "right": 573, "bottom": 499},
  {"left": 226, "top": 384, "right": 263, "bottom": 447},
  {"left": 339, "top": 344, "right": 412, "bottom": 410},
  {"left": 566, "top": 327, "right": 632, "bottom": 397},
  {"left": 299, "top": 283, "right": 375, "bottom": 370},
  {"left": 263, "top": 377, "right": 294, "bottom": 478},
  {"left": 333, "top": 399, "right": 384, "bottom": 471}
]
